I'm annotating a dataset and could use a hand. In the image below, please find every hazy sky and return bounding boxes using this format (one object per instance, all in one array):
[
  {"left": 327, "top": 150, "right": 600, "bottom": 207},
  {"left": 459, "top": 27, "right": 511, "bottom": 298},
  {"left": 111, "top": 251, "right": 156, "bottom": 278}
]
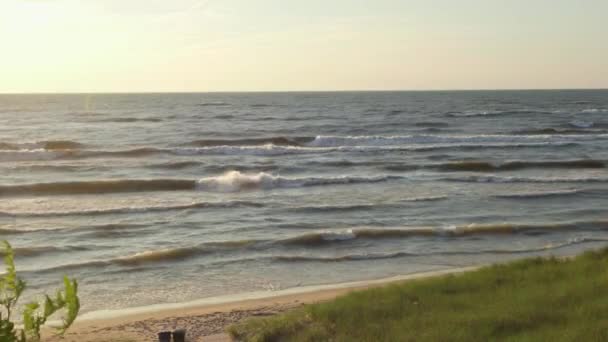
[{"left": 1, "top": 0, "right": 607, "bottom": 93}]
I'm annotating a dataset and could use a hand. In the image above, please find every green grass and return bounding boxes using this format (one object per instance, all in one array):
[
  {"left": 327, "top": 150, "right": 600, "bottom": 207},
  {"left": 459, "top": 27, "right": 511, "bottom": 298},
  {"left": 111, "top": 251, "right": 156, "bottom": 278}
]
[{"left": 229, "top": 249, "right": 608, "bottom": 341}]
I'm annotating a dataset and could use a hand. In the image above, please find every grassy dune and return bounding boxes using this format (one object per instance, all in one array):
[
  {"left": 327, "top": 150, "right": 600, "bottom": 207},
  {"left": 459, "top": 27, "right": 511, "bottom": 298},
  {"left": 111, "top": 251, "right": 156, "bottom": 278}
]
[{"left": 229, "top": 249, "right": 608, "bottom": 341}]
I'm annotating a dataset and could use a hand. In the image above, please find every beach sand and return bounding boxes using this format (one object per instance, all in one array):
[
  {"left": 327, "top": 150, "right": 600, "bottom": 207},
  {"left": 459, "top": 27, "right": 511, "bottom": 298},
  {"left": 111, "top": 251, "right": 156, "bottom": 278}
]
[{"left": 41, "top": 267, "right": 477, "bottom": 341}]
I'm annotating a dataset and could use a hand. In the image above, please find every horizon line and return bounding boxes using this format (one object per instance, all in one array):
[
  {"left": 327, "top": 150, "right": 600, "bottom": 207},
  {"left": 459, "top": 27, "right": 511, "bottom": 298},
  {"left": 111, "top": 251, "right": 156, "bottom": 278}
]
[{"left": 1, "top": 87, "right": 607, "bottom": 95}]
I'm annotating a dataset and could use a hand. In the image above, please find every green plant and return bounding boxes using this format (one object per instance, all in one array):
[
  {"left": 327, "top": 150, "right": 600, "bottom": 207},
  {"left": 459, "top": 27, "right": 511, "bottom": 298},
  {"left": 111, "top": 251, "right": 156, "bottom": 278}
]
[
  {"left": 1, "top": 240, "right": 80, "bottom": 341},
  {"left": 229, "top": 248, "right": 608, "bottom": 341}
]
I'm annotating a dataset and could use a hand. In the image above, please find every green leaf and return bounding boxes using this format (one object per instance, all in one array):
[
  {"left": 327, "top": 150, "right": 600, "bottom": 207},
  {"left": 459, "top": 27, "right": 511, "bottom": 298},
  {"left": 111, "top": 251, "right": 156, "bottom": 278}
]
[
  {"left": 0, "top": 313, "right": 19, "bottom": 342},
  {"left": 1, "top": 240, "right": 26, "bottom": 320},
  {"left": 58, "top": 277, "right": 80, "bottom": 335},
  {"left": 1, "top": 240, "right": 81, "bottom": 341}
]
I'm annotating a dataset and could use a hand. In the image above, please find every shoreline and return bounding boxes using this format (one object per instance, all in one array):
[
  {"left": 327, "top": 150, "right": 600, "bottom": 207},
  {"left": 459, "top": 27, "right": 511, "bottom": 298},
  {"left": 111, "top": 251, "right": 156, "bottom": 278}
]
[{"left": 44, "top": 266, "right": 479, "bottom": 341}]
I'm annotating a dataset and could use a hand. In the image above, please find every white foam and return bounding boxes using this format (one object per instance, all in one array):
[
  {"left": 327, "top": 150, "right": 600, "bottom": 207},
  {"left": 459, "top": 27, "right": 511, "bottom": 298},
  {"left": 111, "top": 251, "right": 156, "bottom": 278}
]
[
  {"left": 581, "top": 108, "right": 608, "bottom": 114},
  {"left": 196, "top": 171, "right": 400, "bottom": 192},
  {"left": 570, "top": 120, "right": 594, "bottom": 128},
  {"left": 306, "top": 134, "right": 608, "bottom": 148},
  {"left": 197, "top": 171, "right": 281, "bottom": 192},
  {"left": 319, "top": 229, "right": 357, "bottom": 241},
  {"left": 174, "top": 145, "right": 322, "bottom": 156}
]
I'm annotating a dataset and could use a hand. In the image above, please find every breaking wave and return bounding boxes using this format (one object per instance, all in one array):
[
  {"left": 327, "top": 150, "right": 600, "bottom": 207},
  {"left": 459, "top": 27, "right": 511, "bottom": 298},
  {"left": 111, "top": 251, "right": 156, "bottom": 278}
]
[
  {"left": 0, "top": 172, "right": 402, "bottom": 197},
  {"left": 305, "top": 134, "right": 605, "bottom": 147},
  {"left": 22, "top": 220, "right": 608, "bottom": 273},
  {"left": 275, "top": 221, "right": 608, "bottom": 247},
  {"left": 273, "top": 237, "right": 607, "bottom": 263},
  {"left": 196, "top": 171, "right": 402, "bottom": 192},
  {"left": 1, "top": 135, "right": 595, "bottom": 162}
]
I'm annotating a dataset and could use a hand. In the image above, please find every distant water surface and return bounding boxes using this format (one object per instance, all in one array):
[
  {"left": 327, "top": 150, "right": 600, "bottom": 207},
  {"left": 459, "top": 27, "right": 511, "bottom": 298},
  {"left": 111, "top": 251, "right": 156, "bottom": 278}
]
[{"left": 1, "top": 90, "right": 608, "bottom": 313}]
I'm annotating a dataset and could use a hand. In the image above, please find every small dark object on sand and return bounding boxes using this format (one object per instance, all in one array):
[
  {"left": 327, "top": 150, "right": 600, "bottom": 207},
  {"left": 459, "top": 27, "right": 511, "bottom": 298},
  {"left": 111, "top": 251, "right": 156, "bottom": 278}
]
[
  {"left": 173, "top": 329, "right": 187, "bottom": 342},
  {"left": 158, "top": 331, "right": 172, "bottom": 342}
]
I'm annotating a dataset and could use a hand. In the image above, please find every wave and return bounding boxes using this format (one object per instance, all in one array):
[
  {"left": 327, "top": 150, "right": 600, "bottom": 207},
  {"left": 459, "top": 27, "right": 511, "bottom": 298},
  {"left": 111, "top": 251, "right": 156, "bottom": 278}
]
[
  {"left": 289, "top": 197, "right": 448, "bottom": 214},
  {"left": 0, "top": 140, "right": 84, "bottom": 151},
  {"left": 147, "top": 161, "right": 204, "bottom": 170},
  {"left": 272, "top": 237, "right": 607, "bottom": 263},
  {"left": 0, "top": 163, "right": 104, "bottom": 173},
  {"left": 274, "top": 252, "right": 415, "bottom": 263},
  {"left": 0, "top": 147, "right": 167, "bottom": 162},
  {"left": 1, "top": 135, "right": 592, "bottom": 162},
  {"left": 414, "top": 122, "right": 450, "bottom": 128},
  {"left": 401, "top": 195, "right": 449, "bottom": 202},
  {"left": 442, "top": 175, "right": 608, "bottom": 184},
  {"left": 4, "top": 201, "right": 264, "bottom": 218},
  {"left": 436, "top": 159, "right": 605, "bottom": 172},
  {"left": 75, "top": 223, "right": 156, "bottom": 239},
  {"left": 494, "top": 189, "right": 584, "bottom": 199},
  {"left": 197, "top": 102, "right": 230, "bottom": 107},
  {"left": 289, "top": 204, "right": 384, "bottom": 214},
  {"left": 38, "top": 247, "right": 207, "bottom": 272},
  {"left": 86, "top": 147, "right": 168, "bottom": 158},
  {"left": 178, "top": 143, "right": 578, "bottom": 157},
  {"left": 113, "top": 247, "right": 206, "bottom": 266},
  {"left": 511, "top": 128, "right": 605, "bottom": 135},
  {"left": 306, "top": 134, "right": 604, "bottom": 148},
  {"left": 0, "top": 172, "right": 401, "bottom": 197},
  {"left": 250, "top": 104, "right": 280, "bottom": 108},
  {"left": 2, "top": 245, "right": 92, "bottom": 258},
  {"left": 34, "top": 240, "right": 261, "bottom": 273},
  {"left": 0, "top": 227, "right": 24, "bottom": 235},
  {"left": 581, "top": 108, "right": 608, "bottom": 113},
  {"left": 174, "top": 145, "right": 322, "bottom": 157},
  {"left": 95, "top": 117, "right": 163, "bottom": 123},
  {"left": 275, "top": 221, "right": 608, "bottom": 247},
  {"left": 211, "top": 114, "right": 235, "bottom": 119},
  {"left": 0, "top": 179, "right": 196, "bottom": 197},
  {"left": 196, "top": 171, "right": 402, "bottom": 192},
  {"left": 187, "top": 136, "right": 313, "bottom": 147},
  {"left": 445, "top": 109, "right": 553, "bottom": 117},
  {"left": 25, "top": 220, "right": 608, "bottom": 273},
  {"left": 570, "top": 120, "right": 594, "bottom": 128},
  {"left": 280, "top": 231, "right": 358, "bottom": 246}
]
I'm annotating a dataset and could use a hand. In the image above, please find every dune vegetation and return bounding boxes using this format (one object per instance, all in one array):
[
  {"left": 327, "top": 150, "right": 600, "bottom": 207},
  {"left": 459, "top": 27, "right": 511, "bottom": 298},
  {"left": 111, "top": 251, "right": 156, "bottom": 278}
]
[{"left": 229, "top": 249, "right": 608, "bottom": 342}]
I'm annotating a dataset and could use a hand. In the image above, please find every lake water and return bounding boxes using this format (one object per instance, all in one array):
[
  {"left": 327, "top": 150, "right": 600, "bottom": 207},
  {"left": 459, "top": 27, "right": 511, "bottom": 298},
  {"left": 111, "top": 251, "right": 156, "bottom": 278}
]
[{"left": 1, "top": 90, "right": 607, "bottom": 313}]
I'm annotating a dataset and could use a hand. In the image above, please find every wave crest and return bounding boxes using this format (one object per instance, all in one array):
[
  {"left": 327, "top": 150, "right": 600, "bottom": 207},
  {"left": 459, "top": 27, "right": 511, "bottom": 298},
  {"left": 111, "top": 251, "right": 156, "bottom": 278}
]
[
  {"left": 188, "top": 136, "right": 312, "bottom": 147},
  {"left": 0, "top": 179, "right": 196, "bottom": 197},
  {"left": 436, "top": 159, "right": 605, "bottom": 172},
  {"left": 196, "top": 171, "right": 400, "bottom": 192},
  {"left": 0, "top": 140, "right": 84, "bottom": 151}
]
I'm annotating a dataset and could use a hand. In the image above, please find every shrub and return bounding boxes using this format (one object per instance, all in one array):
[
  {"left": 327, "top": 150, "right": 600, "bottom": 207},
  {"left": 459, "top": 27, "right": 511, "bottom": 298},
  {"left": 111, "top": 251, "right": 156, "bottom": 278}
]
[{"left": 0, "top": 240, "right": 80, "bottom": 342}]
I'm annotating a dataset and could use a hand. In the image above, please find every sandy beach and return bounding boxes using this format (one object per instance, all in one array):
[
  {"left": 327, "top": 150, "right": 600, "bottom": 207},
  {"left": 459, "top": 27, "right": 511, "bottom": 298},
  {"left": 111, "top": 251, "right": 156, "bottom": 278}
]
[{"left": 42, "top": 267, "right": 477, "bottom": 341}]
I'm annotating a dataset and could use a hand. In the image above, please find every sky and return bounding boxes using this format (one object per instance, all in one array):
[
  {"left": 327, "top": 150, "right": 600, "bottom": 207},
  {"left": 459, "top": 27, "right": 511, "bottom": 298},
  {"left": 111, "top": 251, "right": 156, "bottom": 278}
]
[{"left": 1, "top": 0, "right": 607, "bottom": 93}]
